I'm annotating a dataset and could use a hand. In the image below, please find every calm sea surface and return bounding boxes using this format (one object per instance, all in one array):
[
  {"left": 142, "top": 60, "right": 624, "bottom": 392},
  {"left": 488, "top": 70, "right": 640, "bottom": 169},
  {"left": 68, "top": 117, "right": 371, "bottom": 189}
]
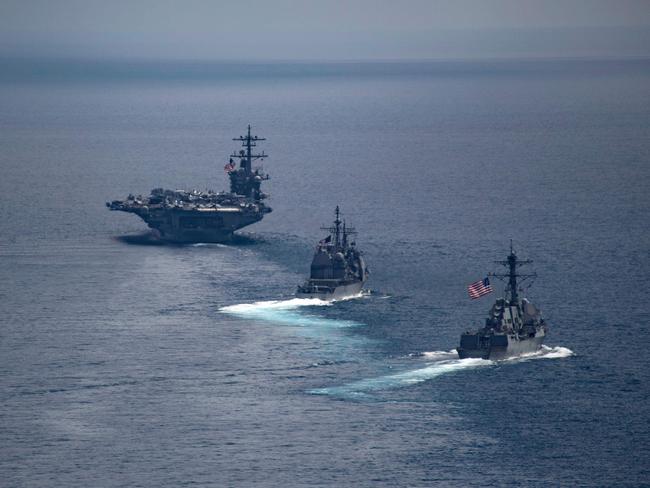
[{"left": 1, "top": 59, "right": 649, "bottom": 487}]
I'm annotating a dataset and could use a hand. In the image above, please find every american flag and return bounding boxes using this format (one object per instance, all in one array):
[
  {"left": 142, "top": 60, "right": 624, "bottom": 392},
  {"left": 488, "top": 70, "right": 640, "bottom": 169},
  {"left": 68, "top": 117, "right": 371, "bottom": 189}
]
[
  {"left": 224, "top": 162, "right": 236, "bottom": 172},
  {"left": 468, "top": 277, "right": 493, "bottom": 299}
]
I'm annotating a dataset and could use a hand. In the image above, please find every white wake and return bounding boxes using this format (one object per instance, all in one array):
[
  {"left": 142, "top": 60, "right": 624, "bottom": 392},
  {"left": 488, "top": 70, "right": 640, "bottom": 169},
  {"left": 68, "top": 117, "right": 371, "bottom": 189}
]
[
  {"left": 311, "top": 345, "right": 574, "bottom": 398},
  {"left": 220, "top": 296, "right": 363, "bottom": 328},
  {"left": 310, "top": 358, "right": 491, "bottom": 397},
  {"left": 421, "top": 349, "right": 458, "bottom": 360},
  {"left": 502, "top": 345, "right": 574, "bottom": 361}
]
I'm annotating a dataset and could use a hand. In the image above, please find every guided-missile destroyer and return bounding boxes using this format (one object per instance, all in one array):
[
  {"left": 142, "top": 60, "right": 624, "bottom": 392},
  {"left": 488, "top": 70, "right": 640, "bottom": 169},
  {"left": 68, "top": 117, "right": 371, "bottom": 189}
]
[
  {"left": 457, "top": 244, "right": 547, "bottom": 360},
  {"left": 107, "top": 125, "right": 271, "bottom": 243},
  {"left": 296, "top": 206, "right": 369, "bottom": 300}
]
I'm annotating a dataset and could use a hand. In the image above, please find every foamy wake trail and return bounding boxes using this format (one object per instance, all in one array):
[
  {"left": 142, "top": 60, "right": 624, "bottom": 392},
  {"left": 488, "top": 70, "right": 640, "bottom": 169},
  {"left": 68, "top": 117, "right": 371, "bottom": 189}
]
[
  {"left": 219, "top": 297, "right": 361, "bottom": 328},
  {"left": 420, "top": 346, "right": 574, "bottom": 362},
  {"left": 191, "top": 243, "right": 229, "bottom": 248},
  {"left": 311, "top": 345, "right": 574, "bottom": 398},
  {"left": 421, "top": 349, "right": 458, "bottom": 360},
  {"left": 221, "top": 297, "right": 332, "bottom": 313},
  {"left": 504, "top": 345, "right": 574, "bottom": 362},
  {"left": 310, "top": 358, "right": 491, "bottom": 397}
]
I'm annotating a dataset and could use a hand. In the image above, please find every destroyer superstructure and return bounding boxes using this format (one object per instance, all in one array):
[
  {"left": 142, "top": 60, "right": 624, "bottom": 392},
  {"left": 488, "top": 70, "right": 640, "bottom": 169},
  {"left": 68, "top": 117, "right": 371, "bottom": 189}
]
[
  {"left": 107, "top": 125, "right": 271, "bottom": 243},
  {"left": 457, "top": 244, "right": 547, "bottom": 360},
  {"left": 296, "top": 206, "right": 368, "bottom": 300}
]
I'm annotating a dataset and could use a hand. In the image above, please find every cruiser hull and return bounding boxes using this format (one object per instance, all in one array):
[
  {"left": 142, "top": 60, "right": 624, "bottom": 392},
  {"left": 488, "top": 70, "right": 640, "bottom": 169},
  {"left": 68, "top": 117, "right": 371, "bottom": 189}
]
[{"left": 296, "top": 281, "right": 364, "bottom": 301}]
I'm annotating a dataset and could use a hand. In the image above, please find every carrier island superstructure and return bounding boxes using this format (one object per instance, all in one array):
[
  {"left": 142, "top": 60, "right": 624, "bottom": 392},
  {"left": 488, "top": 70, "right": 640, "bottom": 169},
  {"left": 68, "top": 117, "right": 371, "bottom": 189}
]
[{"left": 107, "top": 125, "right": 271, "bottom": 243}]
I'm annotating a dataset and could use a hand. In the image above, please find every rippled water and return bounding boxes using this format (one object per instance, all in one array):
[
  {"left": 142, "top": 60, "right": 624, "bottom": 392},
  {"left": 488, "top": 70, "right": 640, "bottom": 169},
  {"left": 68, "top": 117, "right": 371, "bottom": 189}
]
[{"left": 1, "top": 59, "right": 649, "bottom": 487}]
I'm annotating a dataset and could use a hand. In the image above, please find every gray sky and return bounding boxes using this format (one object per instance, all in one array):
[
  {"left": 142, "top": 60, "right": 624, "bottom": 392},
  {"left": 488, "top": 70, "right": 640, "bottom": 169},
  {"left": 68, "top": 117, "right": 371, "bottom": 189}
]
[{"left": 1, "top": 0, "right": 649, "bottom": 60}]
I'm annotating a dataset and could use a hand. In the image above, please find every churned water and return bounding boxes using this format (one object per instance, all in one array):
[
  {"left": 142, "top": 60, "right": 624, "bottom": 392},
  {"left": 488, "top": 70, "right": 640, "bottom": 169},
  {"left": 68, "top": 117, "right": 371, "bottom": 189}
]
[{"left": 1, "top": 59, "right": 649, "bottom": 487}]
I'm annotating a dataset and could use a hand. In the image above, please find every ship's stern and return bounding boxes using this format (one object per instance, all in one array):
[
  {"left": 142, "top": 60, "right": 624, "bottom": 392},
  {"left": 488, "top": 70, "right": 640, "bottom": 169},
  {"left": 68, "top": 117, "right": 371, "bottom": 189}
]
[{"left": 457, "top": 332, "right": 491, "bottom": 359}]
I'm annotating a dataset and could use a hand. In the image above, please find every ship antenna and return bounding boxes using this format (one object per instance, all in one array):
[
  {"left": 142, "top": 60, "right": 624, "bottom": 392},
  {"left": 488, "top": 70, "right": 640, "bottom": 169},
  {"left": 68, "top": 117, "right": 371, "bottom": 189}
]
[
  {"left": 246, "top": 124, "right": 251, "bottom": 172},
  {"left": 231, "top": 124, "right": 267, "bottom": 176},
  {"left": 322, "top": 206, "right": 357, "bottom": 250},
  {"left": 507, "top": 245, "right": 519, "bottom": 304},
  {"left": 334, "top": 205, "right": 341, "bottom": 248},
  {"left": 490, "top": 241, "right": 536, "bottom": 304}
]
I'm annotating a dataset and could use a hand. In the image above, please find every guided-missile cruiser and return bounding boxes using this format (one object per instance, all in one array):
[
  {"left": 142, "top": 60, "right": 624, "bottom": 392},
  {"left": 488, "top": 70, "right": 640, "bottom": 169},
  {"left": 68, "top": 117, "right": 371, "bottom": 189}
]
[
  {"left": 107, "top": 125, "right": 271, "bottom": 243},
  {"left": 297, "top": 206, "right": 369, "bottom": 300},
  {"left": 457, "top": 244, "right": 548, "bottom": 360}
]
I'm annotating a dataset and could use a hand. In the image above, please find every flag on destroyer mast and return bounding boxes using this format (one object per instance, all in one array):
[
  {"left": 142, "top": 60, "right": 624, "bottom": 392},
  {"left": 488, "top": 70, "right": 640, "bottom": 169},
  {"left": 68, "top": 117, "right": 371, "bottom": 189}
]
[{"left": 468, "top": 277, "right": 493, "bottom": 299}]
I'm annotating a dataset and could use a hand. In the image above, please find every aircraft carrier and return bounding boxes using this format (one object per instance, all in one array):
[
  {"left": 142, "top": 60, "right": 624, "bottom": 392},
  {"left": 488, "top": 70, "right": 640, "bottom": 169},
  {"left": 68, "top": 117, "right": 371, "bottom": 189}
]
[{"left": 107, "top": 125, "right": 271, "bottom": 243}]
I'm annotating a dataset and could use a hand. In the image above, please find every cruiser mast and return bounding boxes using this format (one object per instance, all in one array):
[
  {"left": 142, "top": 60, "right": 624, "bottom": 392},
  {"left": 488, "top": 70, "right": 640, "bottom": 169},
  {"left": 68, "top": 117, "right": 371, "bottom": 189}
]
[
  {"left": 321, "top": 206, "right": 356, "bottom": 249},
  {"left": 334, "top": 206, "right": 341, "bottom": 247}
]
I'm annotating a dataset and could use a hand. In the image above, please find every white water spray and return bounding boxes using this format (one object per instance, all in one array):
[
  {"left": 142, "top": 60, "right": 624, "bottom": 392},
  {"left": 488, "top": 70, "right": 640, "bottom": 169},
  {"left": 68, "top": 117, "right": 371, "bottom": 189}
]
[{"left": 220, "top": 296, "right": 363, "bottom": 328}]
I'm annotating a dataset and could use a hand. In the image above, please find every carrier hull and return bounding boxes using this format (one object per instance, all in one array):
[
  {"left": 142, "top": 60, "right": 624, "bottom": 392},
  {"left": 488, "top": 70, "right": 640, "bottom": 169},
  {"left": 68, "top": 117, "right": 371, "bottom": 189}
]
[{"left": 130, "top": 207, "right": 266, "bottom": 243}]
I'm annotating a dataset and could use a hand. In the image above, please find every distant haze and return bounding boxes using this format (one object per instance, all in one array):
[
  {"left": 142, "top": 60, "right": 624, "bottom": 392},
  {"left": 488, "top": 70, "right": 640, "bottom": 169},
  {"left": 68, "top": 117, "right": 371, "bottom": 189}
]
[{"left": 1, "top": 0, "right": 649, "bottom": 60}]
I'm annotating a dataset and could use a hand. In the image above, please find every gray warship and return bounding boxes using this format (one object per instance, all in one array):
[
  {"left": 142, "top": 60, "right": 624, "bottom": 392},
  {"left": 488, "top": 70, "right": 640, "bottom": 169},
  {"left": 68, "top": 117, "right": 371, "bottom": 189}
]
[
  {"left": 457, "top": 244, "right": 547, "bottom": 360},
  {"left": 107, "top": 125, "right": 271, "bottom": 243},
  {"left": 296, "top": 206, "right": 369, "bottom": 300}
]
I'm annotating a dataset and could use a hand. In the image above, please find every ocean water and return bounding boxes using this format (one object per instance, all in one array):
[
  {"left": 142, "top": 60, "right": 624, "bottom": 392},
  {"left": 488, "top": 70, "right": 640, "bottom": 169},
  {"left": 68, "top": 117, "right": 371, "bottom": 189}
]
[{"left": 1, "top": 59, "right": 649, "bottom": 487}]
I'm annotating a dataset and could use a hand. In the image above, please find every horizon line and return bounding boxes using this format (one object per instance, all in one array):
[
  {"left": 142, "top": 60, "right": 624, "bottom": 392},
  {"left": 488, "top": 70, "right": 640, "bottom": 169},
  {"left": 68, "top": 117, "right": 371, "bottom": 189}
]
[{"left": 2, "top": 54, "right": 650, "bottom": 65}]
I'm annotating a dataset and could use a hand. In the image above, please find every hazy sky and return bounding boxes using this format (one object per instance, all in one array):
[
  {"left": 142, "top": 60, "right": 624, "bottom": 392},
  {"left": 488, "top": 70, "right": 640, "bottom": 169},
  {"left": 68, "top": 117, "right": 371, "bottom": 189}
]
[{"left": 1, "top": 0, "right": 649, "bottom": 60}]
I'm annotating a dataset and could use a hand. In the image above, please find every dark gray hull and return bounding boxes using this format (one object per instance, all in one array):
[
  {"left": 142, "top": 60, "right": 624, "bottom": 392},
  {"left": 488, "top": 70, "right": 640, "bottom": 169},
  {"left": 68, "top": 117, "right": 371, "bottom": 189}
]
[
  {"left": 127, "top": 207, "right": 265, "bottom": 243},
  {"left": 457, "top": 329, "right": 545, "bottom": 360},
  {"left": 296, "top": 280, "right": 364, "bottom": 301}
]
